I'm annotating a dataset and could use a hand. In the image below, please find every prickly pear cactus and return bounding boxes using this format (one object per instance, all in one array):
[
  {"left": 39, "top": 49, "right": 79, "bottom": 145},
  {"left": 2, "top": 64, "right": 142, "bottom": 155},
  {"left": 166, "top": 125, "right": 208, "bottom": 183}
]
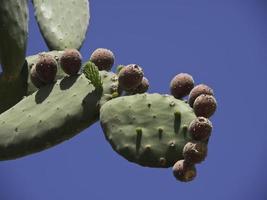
[
  {"left": 100, "top": 93, "right": 197, "bottom": 168},
  {"left": 0, "top": 64, "right": 119, "bottom": 161},
  {"left": 0, "top": 0, "right": 29, "bottom": 79},
  {"left": 32, "top": 0, "right": 90, "bottom": 50},
  {"left": 0, "top": 0, "right": 218, "bottom": 183}
]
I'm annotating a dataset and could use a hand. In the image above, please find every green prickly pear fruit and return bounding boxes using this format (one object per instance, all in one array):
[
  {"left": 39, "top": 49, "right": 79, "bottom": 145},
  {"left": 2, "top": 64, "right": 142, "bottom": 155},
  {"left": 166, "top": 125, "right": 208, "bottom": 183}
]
[
  {"left": 35, "top": 54, "right": 58, "bottom": 83},
  {"left": 128, "top": 77, "right": 149, "bottom": 94},
  {"left": 90, "top": 48, "right": 115, "bottom": 71},
  {"left": 118, "top": 64, "right": 144, "bottom": 91},
  {"left": 183, "top": 141, "right": 207, "bottom": 164},
  {"left": 189, "top": 117, "right": 212, "bottom": 141},
  {"left": 60, "top": 49, "right": 82, "bottom": 75},
  {"left": 193, "top": 94, "right": 217, "bottom": 118},
  {"left": 30, "top": 65, "right": 45, "bottom": 88},
  {"left": 170, "top": 73, "right": 194, "bottom": 99},
  {"left": 188, "top": 84, "right": 214, "bottom": 107},
  {"left": 172, "top": 160, "right": 197, "bottom": 182}
]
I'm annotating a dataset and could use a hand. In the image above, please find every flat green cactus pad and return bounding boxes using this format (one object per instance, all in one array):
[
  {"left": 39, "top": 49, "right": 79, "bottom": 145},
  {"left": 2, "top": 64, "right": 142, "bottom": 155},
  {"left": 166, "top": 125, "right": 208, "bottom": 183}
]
[
  {"left": 0, "top": 70, "right": 119, "bottom": 161},
  {"left": 100, "top": 93, "right": 197, "bottom": 168},
  {"left": 0, "top": 0, "right": 29, "bottom": 78},
  {"left": 33, "top": 0, "right": 90, "bottom": 50}
]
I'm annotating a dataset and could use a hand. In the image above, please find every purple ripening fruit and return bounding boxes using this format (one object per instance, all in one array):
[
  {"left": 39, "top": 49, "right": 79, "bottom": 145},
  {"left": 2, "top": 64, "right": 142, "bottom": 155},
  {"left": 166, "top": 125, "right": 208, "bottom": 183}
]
[
  {"left": 90, "top": 48, "right": 115, "bottom": 71},
  {"left": 30, "top": 65, "right": 46, "bottom": 88},
  {"left": 60, "top": 49, "right": 82, "bottom": 76},
  {"left": 189, "top": 117, "right": 213, "bottom": 141},
  {"left": 188, "top": 84, "right": 214, "bottom": 107},
  {"left": 118, "top": 64, "right": 144, "bottom": 91},
  {"left": 170, "top": 73, "right": 194, "bottom": 99},
  {"left": 183, "top": 141, "right": 207, "bottom": 164},
  {"left": 35, "top": 54, "right": 57, "bottom": 83},
  {"left": 193, "top": 94, "right": 217, "bottom": 118},
  {"left": 129, "top": 77, "right": 149, "bottom": 94},
  {"left": 172, "top": 159, "right": 197, "bottom": 182}
]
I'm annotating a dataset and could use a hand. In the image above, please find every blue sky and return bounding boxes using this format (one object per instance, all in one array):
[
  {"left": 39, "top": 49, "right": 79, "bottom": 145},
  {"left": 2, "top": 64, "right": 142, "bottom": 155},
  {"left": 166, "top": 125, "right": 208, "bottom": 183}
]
[{"left": 0, "top": 0, "right": 267, "bottom": 199}]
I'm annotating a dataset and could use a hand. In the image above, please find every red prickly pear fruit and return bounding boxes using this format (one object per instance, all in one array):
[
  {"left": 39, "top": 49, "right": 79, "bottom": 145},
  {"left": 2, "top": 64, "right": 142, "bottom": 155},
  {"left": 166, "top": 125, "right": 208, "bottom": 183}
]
[
  {"left": 30, "top": 65, "right": 46, "bottom": 88},
  {"left": 188, "top": 84, "right": 214, "bottom": 107},
  {"left": 189, "top": 117, "right": 212, "bottom": 141},
  {"left": 170, "top": 73, "right": 194, "bottom": 99},
  {"left": 35, "top": 54, "right": 57, "bottom": 83},
  {"left": 129, "top": 77, "right": 149, "bottom": 94},
  {"left": 172, "top": 159, "right": 197, "bottom": 182},
  {"left": 90, "top": 48, "right": 115, "bottom": 71},
  {"left": 118, "top": 64, "right": 144, "bottom": 91},
  {"left": 60, "top": 49, "right": 82, "bottom": 76},
  {"left": 193, "top": 94, "right": 217, "bottom": 118},
  {"left": 183, "top": 141, "right": 207, "bottom": 164}
]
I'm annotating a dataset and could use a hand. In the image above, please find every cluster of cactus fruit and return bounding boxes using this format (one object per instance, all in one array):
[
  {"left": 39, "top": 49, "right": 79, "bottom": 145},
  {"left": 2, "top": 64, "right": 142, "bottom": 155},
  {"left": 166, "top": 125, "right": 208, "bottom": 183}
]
[
  {"left": 100, "top": 66, "right": 217, "bottom": 182},
  {"left": 0, "top": 0, "right": 217, "bottom": 183}
]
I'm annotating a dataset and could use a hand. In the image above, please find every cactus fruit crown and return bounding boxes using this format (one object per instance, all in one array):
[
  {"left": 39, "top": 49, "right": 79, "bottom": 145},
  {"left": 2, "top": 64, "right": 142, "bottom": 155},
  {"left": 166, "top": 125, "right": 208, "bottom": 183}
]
[{"left": 0, "top": 0, "right": 218, "bottom": 183}]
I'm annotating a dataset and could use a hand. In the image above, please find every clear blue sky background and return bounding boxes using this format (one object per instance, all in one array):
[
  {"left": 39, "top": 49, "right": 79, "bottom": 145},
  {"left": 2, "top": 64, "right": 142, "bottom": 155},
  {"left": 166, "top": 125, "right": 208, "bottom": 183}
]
[{"left": 0, "top": 0, "right": 267, "bottom": 199}]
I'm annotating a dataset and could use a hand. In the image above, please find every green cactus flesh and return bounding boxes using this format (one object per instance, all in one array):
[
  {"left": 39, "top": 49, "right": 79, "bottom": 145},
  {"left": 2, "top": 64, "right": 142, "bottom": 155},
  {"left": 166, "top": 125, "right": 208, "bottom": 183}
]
[
  {"left": 33, "top": 0, "right": 90, "bottom": 50},
  {"left": 0, "top": 70, "right": 119, "bottom": 161},
  {"left": 100, "top": 93, "right": 198, "bottom": 168},
  {"left": 0, "top": 0, "right": 29, "bottom": 78},
  {"left": 0, "top": 63, "right": 28, "bottom": 114}
]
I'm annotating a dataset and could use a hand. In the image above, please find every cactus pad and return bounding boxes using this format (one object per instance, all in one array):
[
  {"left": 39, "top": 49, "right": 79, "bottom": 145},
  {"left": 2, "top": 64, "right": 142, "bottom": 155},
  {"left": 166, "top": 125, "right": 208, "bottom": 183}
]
[
  {"left": 100, "top": 93, "right": 197, "bottom": 168},
  {"left": 0, "top": 69, "right": 119, "bottom": 160},
  {"left": 33, "top": 0, "right": 90, "bottom": 50},
  {"left": 0, "top": 0, "right": 29, "bottom": 78}
]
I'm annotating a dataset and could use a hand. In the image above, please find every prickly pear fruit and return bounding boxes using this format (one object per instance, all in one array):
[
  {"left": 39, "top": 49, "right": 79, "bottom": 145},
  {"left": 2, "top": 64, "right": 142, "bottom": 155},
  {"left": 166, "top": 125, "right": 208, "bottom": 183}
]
[
  {"left": 90, "top": 48, "right": 115, "bottom": 71},
  {"left": 193, "top": 94, "right": 217, "bottom": 118},
  {"left": 183, "top": 141, "right": 207, "bottom": 164},
  {"left": 188, "top": 84, "right": 214, "bottom": 107},
  {"left": 170, "top": 73, "right": 194, "bottom": 99},
  {"left": 35, "top": 54, "right": 57, "bottom": 83},
  {"left": 30, "top": 65, "right": 45, "bottom": 88},
  {"left": 118, "top": 64, "right": 144, "bottom": 91},
  {"left": 129, "top": 77, "right": 149, "bottom": 94},
  {"left": 172, "top": 160, "right": 196, "bottom": 182},
  {"left": 60, "top": 49, "right": 82, "bottom": 75},
  {"left": 189, "top": 117, "right": 212, "bottom": 141}
]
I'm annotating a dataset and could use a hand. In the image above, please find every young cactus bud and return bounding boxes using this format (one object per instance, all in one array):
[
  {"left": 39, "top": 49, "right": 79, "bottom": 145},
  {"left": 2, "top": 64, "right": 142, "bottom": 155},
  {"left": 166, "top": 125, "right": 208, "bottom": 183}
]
[
  {"left": 189, "top": 117, "right": 213, "bottom": 141},
  {"left": 193, "top": 94, "right": 217, "bottom": 118},
  {"left": 170, "top": 73, "right": 194, "bottom": 99},
  {"left": 118, "top": 64, "right": 144, "bottom": 91},
  {"left": 90, "top": 48, "right": 115, "bottom": 71},
  {"left": 172, "top": 160, "right": 197, "bottom": 182},
  {"left": 60, "top": 49, "right": 82, "bottom": 76},
  {"left": 35, "top": 54, "right": 57, "bottom": 83},
  {"left": 188, "top": 84, "right": 214, "bottom": 107}
]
